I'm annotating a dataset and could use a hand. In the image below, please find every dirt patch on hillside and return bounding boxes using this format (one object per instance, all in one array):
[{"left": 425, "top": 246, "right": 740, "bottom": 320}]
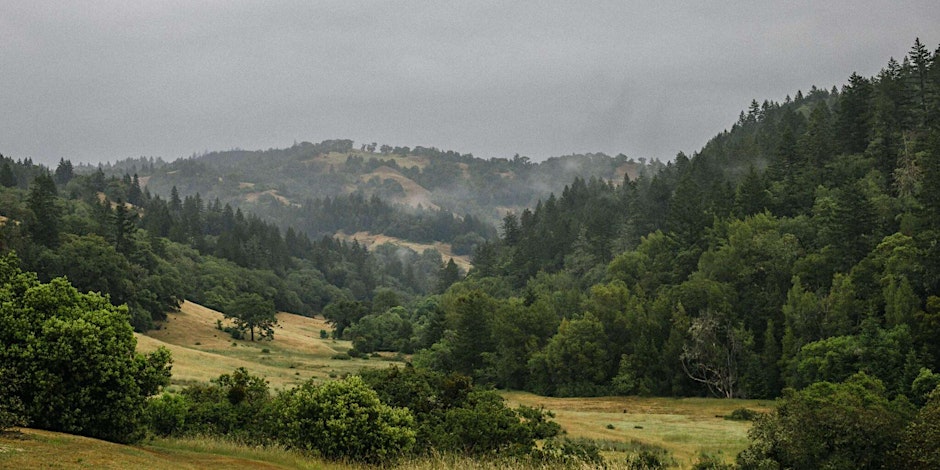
[
  {"left": 615, "top": 162, "right": 640, "bottom": 182},
  {"left": 359, "top": 166, "right": 439, "bottom": 210},
  {"left": 337, "top": 231, "right": 471, "bottom": 272},
  {"left": 305, "top": 151, "right": 430, "bottom": 170},
  {"left": 243, "top": 189, "right": 296, "bottom": 206}
]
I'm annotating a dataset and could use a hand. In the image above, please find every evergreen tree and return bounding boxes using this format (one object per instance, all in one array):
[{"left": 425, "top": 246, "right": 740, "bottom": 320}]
[
  {"left": 835, "top": 73, "right": 874, "bottom": 154},
  {"left": 0, "top": 162, "right": 17, "bottom": 188},
  {"left": 26, "top": 172, "right": 60, "bottom": 248},
  {"left": 54, "top": 158, "right": 74, "bottom": 186},
  {"left": 436, "top": 258, "right": 460, "bottom": 294}
]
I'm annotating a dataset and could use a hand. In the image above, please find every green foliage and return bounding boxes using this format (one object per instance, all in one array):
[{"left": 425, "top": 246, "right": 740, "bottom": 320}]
[
  {"left": 895, "top": 385, "right": 940, "bottom": 469},
  {"left": 272, "top": 375, "right": 416, "bottom": 463},
  {"left": 0, "top": 367, "right": 26, "bottom": 431},
  {"left": 322, "top": 299, "right": 368, "bottom": 339},
  {"left": 691, "top": 453, "right": 734, "bottom": 470},
  {"left": 625, "top": 447, "right": 675, "bottom": 469},
  {"left": 737, "top": 373, "right": 911, "bottom": 470},
  {"left": 25, "top": 172, "right": 60, "bottom": 247},
  {"left": 0, "top": 252, "right": 171, "bottom": 443},
  {"left": 348, "top": 306, "right": 414, "bottom": 353},
  {"left": 224, "top": 292, "right": 277, "bottom": 341},
  {"left": 360, "top": 365, "right": 560, "bottom": 456},
  {"left": 528, "top": 314, "right": 609, "bottom": 396},
  {"left": 532, "top": 438, "right": 605, "bottom": 468}
]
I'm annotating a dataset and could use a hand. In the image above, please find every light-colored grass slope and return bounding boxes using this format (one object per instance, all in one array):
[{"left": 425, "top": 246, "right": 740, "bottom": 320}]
[
  {"left": 0, "top": 429, "right": 349, "bottom": 469},
  {"left": 336, "top": 230, "right": 473, "bottom": 272},
  {"left": 307, "top": 151, "right": 431, "bottom": 170},
  {"left": 137, "top": 301, "right": 405, "bottom": 390}
]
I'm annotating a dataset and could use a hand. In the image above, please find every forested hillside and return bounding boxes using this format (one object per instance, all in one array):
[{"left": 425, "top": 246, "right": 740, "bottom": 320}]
[
  {"left": 85, "top": 138, "right": 660, "bottom": 263},
  {"left": 331, "top": 39, "right": 940, "bottom": 405},
  {"left": 0, "top": 156, "right": 462, "bottom": 331}
]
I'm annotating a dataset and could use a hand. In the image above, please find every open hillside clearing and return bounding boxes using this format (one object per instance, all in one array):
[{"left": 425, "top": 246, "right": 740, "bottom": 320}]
[
  {"left": 358, "top": 165, "right": 439, "bottom": 210},
  {"left": 336, "top": 230, "right": 473, "bottom": 272},
  {"left": 243, "top": 189, "right": 298, "bottom": 207},
  {"left": 504, "top": 391, "right": 770, "bottom": 467},
  {"left": 137, "top": 301, "right": 406, "bottom": 390},
  {"left": 305, "top": 151, "right": 431, "bottom": 170}
]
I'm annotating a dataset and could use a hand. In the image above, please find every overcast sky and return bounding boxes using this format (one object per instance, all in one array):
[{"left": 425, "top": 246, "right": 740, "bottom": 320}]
[{"left": 2, "top": 1, "right": 938, "bottom": 166}]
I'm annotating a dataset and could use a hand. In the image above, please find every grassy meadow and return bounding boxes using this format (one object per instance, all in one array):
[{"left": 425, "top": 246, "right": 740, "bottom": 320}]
[
  {"left": 3, "top": 300, "right": 768, "bottom": 469},
  {"left": 504, "top": 392, "right": 770, "bottom": 466},
  {"left": 136, "top": 301, "right": 407, "bottom": 390}
]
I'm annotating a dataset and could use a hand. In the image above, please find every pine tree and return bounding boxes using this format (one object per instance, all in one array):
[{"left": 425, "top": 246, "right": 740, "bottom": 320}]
[
  {"left": 0, "top": 162, "right": 15, "bottom": 188},
  {"left": 835, "top": 72, "right": 873, "bottom": 154},
  {"left": 26, "top": 172, "right": 60, "bottom": 247}
]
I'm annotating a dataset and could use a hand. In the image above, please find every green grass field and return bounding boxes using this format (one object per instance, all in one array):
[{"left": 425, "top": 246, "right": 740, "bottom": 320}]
[{"left": 3, "top": 300, "right": 768, "bottom": 469}]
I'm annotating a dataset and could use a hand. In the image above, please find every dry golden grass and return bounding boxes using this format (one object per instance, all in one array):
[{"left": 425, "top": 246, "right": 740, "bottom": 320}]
[
  {"left": 337, "top": 231, "right": 472, "bottom": 272},
  {"left": 243, "top": 189, "right": 296, "bottom": 206},
  {"left": 614, "top": 162, "right": 640, "bottom": 182},
  {"left": 0, "top": 429, "right": 319, "bottom": 469},
  {"left": 359, "top": 165, "right": 439, "bottom": 210},
  {"left": 504, "top": 391, "right": 771, "bottom": 468},
  {"left": 137, "top": 301, "right": 405, "bottom": 390}
]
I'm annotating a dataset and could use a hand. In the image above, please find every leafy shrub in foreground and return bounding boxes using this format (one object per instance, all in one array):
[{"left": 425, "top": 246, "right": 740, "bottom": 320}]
[
  {"left": 0, "top": 253, "right": 171, "bottom": 443},
  {"left": 271, "top": 375, "right": 416, "bottom": 463}
]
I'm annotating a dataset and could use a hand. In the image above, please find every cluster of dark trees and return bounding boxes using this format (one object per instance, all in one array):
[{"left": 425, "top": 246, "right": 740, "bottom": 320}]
[{"left": 257, "top": 191, "right": 495, "bottom": 253}]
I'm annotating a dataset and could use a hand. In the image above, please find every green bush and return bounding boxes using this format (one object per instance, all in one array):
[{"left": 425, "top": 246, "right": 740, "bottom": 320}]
[
  {"left": 145, "top": 393, "right": 189, "bottom": 436},
  {"left": 625, "top": 448, "right": 675, "bottom": 469},
  {"left": 691, "top": 453, "right": 734, "bottom": 469},
  {"left": 146, "top": 368, "right": 273, "bottom": 444},
  {"left": 724, "top": 408, "right": 761, "bottom": 421},
  {"left": 0, "top": 253, "right": 171, "bottom": 443},
  {"left": 737, "top": 373, "right": 911, "bottom": 470},
  {"left": 272, "top": 376, "right": 416, "bottom": 463}
]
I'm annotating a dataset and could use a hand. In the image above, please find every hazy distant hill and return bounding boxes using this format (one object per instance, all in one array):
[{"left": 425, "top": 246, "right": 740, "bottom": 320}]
[{"left": 93, "top": 140, "right": 660, "bottom": 246}]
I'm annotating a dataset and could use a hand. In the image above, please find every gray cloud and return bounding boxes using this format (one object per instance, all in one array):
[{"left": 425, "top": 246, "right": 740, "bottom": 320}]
[{"left": 1, "top": 1, "right": 938, "bottom": 166}]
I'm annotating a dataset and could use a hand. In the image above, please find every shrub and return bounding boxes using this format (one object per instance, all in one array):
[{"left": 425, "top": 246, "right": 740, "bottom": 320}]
[
  {"left": 0, "top": 254, "right": 171, "bottom": 443},
  {"left": 146, "top": 368, "right": 273, "bottom": 444},
  {"left": 272, "top": 376, "right": 415, "bottom": 463},
  {"left": 145, "top": 393, "right": 189, "bottom": 436},
  {"left": 692, "top": 453, "right": 734, "bottom": 470},
  {"left": 724, "top": 408, "right": 761, "bottom": 421},
  {"left": 535, "top": 438, "right": 605, "bottom": 468},
  {"left": 737, "top": 373, "right": 911, "bottom": 470},
  {"left": 625, "top": 448, "right": 675, "bottom": 469}
]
